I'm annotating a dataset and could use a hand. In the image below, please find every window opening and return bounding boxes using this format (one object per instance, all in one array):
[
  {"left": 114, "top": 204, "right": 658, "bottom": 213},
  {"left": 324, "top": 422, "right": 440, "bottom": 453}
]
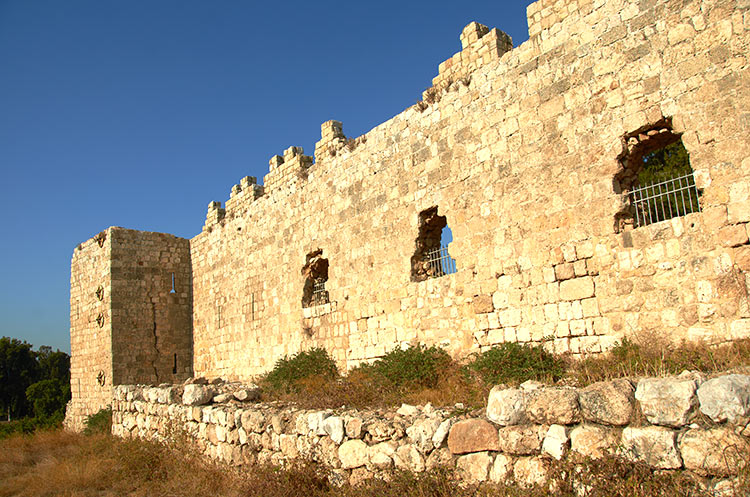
[
  {"left": 172, "top": 353, "right": 177, "bottom": 374},
  {"left": 251, "top": 293, "right": 256, "bottom": 321},
  {"left": 614, "top": 118, "right": 701, "bottom": 232},
  {"left": 302, "top": 249, "right": 329, "bottom": 307},
  {"left": 170, "top": 272, "right": 176, "bottom": 294},
  {"left": 411, "top": 206, "right": 457, "bottom": 281}
]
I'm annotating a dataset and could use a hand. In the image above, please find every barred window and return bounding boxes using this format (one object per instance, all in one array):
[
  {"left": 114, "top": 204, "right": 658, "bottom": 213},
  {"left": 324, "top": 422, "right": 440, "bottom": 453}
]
[
  {"left": 411, "top": 206, "right": 457, "bottom": 282},
  {"left": 614, "top": 118, "right": 701, "bottom": 232},
  {"left": 302, "top": 249, "right": 329, "bottom": 307}
]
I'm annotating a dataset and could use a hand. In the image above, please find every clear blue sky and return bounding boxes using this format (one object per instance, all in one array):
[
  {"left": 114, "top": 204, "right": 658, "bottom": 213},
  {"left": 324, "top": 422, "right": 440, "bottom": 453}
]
[{"left": 0, "top": 0, "right": 533, "bottom": 353}]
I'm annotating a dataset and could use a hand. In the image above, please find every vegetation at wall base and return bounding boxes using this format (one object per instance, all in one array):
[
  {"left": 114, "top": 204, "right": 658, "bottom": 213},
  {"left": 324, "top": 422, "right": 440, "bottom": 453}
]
[
  {"left": 257, "top": 336, "right": 750, "bottom": 410},
  {"left": 1, "top": 428, "right": 746, "bottom": 497},
  {"left": 262, "top": 347, "right": 339, "bottom": 394},
  {"left": 83, "top": 408, "right": 112, "bottom": 436},
  {"left": 465, "top": 342, "right": 565, "bottom": 385}
]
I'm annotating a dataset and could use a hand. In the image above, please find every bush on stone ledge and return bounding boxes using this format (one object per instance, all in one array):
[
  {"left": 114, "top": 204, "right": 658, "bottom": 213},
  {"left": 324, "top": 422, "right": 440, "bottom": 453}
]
[{"left": 262, "top": 347, "right": 339, "bottom": 394}]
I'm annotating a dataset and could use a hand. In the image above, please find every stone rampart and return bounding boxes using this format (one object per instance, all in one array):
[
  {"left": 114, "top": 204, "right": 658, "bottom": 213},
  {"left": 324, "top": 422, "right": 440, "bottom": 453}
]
[
  {"left": 70, "top": 0, "right": 750, "bottom": 425},
  {"left": 111, "top": 373, "right": 750, "bottom": 491}
]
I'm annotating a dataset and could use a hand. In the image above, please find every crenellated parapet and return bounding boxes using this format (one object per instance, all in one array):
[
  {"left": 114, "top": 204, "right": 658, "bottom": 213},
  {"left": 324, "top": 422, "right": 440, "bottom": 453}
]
[
  {"left": 262, "top": 146, "right": 314, "bottom": 195},
  {"left": 428, "top": 22, "right": 513, "bottom": 96}
]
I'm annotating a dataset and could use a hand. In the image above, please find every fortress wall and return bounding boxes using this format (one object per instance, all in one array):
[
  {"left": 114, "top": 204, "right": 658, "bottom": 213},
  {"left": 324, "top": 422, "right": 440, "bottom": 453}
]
[
  {"left": 109, "top": 228, "right": 193, "bottom": 386},
  {"left": 66, "top": 230, "right": 113, "bottom": 431},
  {"left": 189, "top": 0, "right": 750, "bottom": 380}
]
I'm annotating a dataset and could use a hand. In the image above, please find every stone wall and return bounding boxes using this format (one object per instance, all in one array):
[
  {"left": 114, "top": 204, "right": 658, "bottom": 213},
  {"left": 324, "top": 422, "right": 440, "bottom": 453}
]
[
  {"left": 189, "top": 0, "right": 750, "bottom": 380},
  {"left": 66, "top": 230, "right": 113, "bottom": 431},
  {"left": 111, "top": 373, "right": 750, "bottom": 491},
  {"left": 66, "top": 227, "right": 193, "bottom": 430}
]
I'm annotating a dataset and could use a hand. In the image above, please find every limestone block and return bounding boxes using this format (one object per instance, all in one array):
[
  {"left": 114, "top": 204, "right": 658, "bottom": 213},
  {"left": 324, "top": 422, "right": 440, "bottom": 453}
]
[
  {"left": 279, "top": 434, "right": 299, "bottom": 458},
  {"left": 308, "top": 411, "right": 332, "bottom": 436},
  {"left": 680, "top": 427, "right": 749, "bottom": 477},
  {"left": 635, "top": 377, "right": 697, "bottom": 427},
  {"left": 456, "top": 451, "right": 493, "bottom": 482},
  {"left": 496, "top": 425, "right": 545, "bottom": 455},
  {"left": 367, "top": 441, "right": 396, "bottom": 470},
  {"left": 489, "top": 453, "right": 513, "bottom": 483},
  {"left": 579, "top": 379, "right": 634, "bottom": 426},
  {"left": 513, "top": 456, "right": 548, "bottom": 488},
  {"left": 621, "top": 427, "right": 682, "bottom": 469},
  {"left": 447, "top": 419, "right": 500, "bottom": 454},
  {"left": 394, "top": 444, "right": 425, "bottom": 472},
  {"left": 559, "top": 277, "right": 595, "bottom": 301},
  {"left": 241, "top": 410, "right": 266, "bottom": 433},
  {"left": 527, "top": 387, "right": 580, "bottom": 425},
  {"left": 233, "top": 384, "right": 260, "bottom": 402},
  {"left": 472, "top": 295, "right": 494, "bottom": 313},
  {"left": 570, "top": 424, "right": 618, "bottom": 459},
  {"left": 183, "top": 385, "right": 214, "bottom": 406},
  {"left": 406, "top": 416, "right": 442, "bottom": 454},
  {"left": 717, "top": 224, "right": 748, "bottom": 247},
  {"left": 542, "top": 424, "right": 569, "bottom": 460},
  {"left": 338, "top": 439, "right": 369, "bottom": 469},
  {"left": 345, "top": 417, "right": 363, "bottom": 439},
  {"left": 487, "top": 386, "right": 527, "bottom": 425},
  {"left": 697, "top": 374, "right": 750, "bottom": 423},
  {"left": 431, "top": 418, "right": 454, "bottom": 448},
  {"left": 396, "top": 404, "right": 419, "bottom": 417},
  {"left": 323, "top": 416, "right": 345, "bottom": 444}
]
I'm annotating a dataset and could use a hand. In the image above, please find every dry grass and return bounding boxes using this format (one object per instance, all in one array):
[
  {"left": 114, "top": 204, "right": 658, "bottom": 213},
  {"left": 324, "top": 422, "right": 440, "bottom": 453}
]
[{"left": 569, "top": 334, "right": 750, "bottom": 385}]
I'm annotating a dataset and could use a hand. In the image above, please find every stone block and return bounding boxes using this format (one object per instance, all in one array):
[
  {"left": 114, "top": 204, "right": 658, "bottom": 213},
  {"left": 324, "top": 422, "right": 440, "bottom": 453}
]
[
  {"left": 487, "top": 387, "right": 527, "bottom": 426},
  {"left": 579, "top": 379, "right": 634, "bottom": 426},
  {"left": 559, "top": 277, "right": 595, "bottom": 301},
  {"left": 621, "top": 427, "right": 682, "bottom": 469},
  {"left": 526, "top": 387, "right": 580, "bottom": 425},
  {"left": 635, "top": 377, "right": 697, "bottom": 427},
  {"left": 570, "top": 424, "right": 618, "bottom": 459},
  {"left": 456, "top": 451, "right": 493, "bottom": 482},
  {"left": 448, "top": 419, "right": 500, "bottom": 454},
  {"left": 496, "top": 425, "right": 544, "bottom": 455},
  {"left": 717, "top": 224, "right": 748, "bottom": 247},
  {"left": 339, "top": 440, "right": 369, "bottom": 469},
  {"left": 697, "top": 374, "right": 750, "bottom": 423},
  {"left": 680, "top": 427, "right": 749, "bottom": 476}
]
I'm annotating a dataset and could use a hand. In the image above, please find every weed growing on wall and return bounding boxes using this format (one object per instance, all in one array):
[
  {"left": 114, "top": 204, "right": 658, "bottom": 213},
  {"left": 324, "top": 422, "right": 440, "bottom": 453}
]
[
  {"left": 356, "top": 344, "right": 452, "bottom": 390},
  {"left": 83, "top": 408, "right": 112, "bottom": 435},
  {"left": 465, "top": 342, "right": 565, "bottom": 385},
  {"left": 262, "top": 348, "right": 339, "bottom": 394}
]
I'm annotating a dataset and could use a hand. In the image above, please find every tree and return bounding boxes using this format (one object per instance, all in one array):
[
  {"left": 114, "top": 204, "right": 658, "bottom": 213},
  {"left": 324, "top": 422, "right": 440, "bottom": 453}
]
[
  {"left": 26, "top": 379, "right": 69, "bottom": 422},
  {"left": 0, "top": 337, "right": 39, "bottom": 420}
]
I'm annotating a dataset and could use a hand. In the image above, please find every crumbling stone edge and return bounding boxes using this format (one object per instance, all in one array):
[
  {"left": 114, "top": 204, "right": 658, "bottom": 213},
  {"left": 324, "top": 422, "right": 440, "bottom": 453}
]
[{"left": 110, "top": 373, "right": 750, "bottom": 493}]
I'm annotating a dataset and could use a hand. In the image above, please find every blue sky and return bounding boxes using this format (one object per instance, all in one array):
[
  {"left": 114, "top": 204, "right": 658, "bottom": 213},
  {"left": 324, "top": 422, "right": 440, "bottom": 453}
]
[{"left": 0, "top": 0, "right": 533, "bottom": 353}]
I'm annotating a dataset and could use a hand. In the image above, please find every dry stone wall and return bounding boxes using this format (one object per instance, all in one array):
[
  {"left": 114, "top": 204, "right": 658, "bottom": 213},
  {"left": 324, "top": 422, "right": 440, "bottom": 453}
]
[
  {"left": 190, "top": 0, "right": 750, "bottom": 379},
  {"left": 111, "top": 373, "right": 750, "bottom": 491}
]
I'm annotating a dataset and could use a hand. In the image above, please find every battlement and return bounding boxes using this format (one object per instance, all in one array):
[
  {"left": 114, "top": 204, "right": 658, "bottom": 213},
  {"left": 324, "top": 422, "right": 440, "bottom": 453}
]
[{"left": 430, "top": 21, "right": 513, "bottom": 94}]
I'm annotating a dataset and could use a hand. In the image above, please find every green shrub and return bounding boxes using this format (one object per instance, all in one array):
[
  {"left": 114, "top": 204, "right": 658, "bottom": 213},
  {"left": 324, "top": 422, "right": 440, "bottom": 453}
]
[
  {"left": 83, "top": 408, "right": 112, "bottom": 435},
  {"left": 263, "top": 348, "right": 339, "bottom": 393},
  {"left": 465, "top": 342, "right": 564, "bottom": 385},
  {"left": 360, "top": 344, "right": 452, "bottom": 389}
]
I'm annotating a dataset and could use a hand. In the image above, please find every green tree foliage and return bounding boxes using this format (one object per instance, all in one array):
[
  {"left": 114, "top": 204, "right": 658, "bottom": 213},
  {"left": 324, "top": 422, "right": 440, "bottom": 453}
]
[
  {"left": 0, "top": 337, "right": 39, "bottom": 421},
  {"left": 0, "top": 337, "right": 70, "bottom": 423},
  {"left": 637, "top": 140, "right": 691, "bottom": 185},
  {"left": 26, "top": 379, "right": 69, "bottom": 421},
  {"left": 634, "top": 140, "right": 699, "bottom": 225}
]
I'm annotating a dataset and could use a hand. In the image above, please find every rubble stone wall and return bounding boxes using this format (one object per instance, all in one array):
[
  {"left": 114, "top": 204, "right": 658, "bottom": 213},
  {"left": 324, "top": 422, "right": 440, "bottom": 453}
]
[
  {"left": 189, "top": 0, "right": 750, "bottom": 379},
  {"left": 110, "top": 373, "right": 750, "bottom": 491}
]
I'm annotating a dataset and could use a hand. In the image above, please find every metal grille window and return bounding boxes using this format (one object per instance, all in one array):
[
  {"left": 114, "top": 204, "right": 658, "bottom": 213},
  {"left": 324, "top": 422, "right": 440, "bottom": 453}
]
[
  {"left": 614, "top": 119, "right": 700, "bottom": 232},
  {"left": 311, "top": 277, "right": 329, "bottom": 306},
  {"left": 424, "top": 244, "right": 457, "bottom": 279},
  {"left": 630, "top": 172, "right": 700, "bottom": 228}
]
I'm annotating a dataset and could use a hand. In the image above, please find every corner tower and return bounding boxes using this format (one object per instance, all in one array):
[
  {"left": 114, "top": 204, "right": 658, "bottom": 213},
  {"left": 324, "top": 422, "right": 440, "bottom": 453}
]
[{"left": 65, "top": 227, "right": 193, "bottom": 431}]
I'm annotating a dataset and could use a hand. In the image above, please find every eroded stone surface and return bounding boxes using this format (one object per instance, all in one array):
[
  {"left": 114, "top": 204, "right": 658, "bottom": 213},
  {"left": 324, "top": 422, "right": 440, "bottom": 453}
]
[
  {"left": 579, "top": 379, "right": 634, "bottom": 426},
  {"left": 697, "top": 375, "right": 750, "bottom": 424},
  {"left": 635, "top": 377, "right": 697, "bottom": 427},
  {"left": 447, "top": 419, "right": 500, "bottom": 454}
]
